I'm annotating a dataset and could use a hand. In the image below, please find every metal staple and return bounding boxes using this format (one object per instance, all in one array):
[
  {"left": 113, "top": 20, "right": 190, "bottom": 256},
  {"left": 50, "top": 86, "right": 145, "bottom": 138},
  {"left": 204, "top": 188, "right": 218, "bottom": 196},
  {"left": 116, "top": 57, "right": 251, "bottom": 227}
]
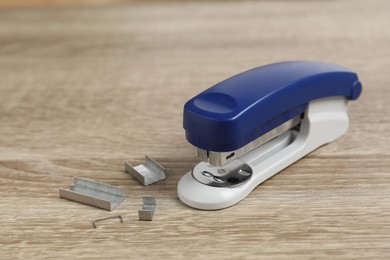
[{"left": 93, "top": 215, "right": 123, "bottom": 228}]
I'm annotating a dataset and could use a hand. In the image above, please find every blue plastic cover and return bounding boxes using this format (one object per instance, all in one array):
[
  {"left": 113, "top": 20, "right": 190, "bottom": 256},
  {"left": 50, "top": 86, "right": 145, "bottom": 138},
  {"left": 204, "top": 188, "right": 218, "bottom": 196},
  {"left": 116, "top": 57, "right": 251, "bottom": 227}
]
[{"left": 183, "top": 61, "right": 362, "bottom": 152}]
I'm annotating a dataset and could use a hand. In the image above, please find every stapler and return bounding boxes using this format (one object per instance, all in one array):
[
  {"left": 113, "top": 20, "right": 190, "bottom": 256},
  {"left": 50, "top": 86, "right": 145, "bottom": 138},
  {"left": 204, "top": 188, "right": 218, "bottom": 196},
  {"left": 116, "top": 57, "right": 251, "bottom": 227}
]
[{"left": 178, "top": 61, "right": 362, "bottom": 210}]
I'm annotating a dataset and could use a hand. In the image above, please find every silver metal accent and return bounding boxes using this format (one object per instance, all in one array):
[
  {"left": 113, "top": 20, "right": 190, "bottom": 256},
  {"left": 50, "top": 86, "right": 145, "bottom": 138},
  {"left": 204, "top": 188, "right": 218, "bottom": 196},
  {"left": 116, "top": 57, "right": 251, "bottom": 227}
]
[
  {"left": 192, "top": 160, "right": 253, "bottom": 188},
  {"left": 138, "top": 196, "right": 156, "bottom": 221},
  {"left": 125, "top": 155, "right": 166, "bottom": 186},
  {"left": 198, "top": 116, "right": 301, "bottom": 166},
  {"left": 59, "top": 177, "right": 125, "bottom": 211},
  {"left": 92, "top": 215, "right": 123, "bottom": 228},
  {"left": 198, "top": 149, "right": 209, "bottom": 162}
]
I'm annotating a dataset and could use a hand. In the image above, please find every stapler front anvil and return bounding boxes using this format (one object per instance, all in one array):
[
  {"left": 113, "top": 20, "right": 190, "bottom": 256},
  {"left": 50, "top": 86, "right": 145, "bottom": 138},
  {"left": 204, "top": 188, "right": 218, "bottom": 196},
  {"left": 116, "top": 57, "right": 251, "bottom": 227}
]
[{"left": 178, "top": 61, "right": 362, "bottom": 210}]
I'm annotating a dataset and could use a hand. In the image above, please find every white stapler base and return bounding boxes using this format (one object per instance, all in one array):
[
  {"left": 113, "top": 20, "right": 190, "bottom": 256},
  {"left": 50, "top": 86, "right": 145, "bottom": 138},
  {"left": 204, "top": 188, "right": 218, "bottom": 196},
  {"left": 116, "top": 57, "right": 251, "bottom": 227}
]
[{"left": 178, "top": 97, "right": 349, "bottom": 210}]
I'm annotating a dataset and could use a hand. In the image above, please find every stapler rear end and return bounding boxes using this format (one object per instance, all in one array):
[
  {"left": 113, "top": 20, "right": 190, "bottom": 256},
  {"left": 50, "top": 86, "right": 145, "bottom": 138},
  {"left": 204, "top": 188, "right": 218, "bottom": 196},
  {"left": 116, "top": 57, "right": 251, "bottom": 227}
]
[{"left": 178, "top": 61, "right": 362, "bottom": 210}]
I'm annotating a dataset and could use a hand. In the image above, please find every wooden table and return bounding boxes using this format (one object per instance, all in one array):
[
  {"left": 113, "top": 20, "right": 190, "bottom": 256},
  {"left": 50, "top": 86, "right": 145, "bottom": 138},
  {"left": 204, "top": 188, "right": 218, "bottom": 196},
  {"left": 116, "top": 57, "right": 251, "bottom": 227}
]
[{"left": 1, "top": 0, "right": 389, "bottom": 258}]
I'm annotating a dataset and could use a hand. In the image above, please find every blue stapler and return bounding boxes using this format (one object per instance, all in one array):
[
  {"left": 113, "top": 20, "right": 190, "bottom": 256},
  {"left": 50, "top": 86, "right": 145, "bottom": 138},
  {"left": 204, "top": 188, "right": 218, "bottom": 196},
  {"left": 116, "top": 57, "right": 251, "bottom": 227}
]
[{"left": 178, "top": 61, "right": 362, "bottom": 210}]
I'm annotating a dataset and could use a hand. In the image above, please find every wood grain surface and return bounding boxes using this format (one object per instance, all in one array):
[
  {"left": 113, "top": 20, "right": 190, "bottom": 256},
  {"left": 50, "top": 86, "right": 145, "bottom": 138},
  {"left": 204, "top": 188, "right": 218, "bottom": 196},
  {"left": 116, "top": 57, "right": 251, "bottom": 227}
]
[
  {"left": 0, "top": 0, "right": 389, "bottom": 259},
  {"left": 0, "top": 0, "right": 185, "bottom": 7}
]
